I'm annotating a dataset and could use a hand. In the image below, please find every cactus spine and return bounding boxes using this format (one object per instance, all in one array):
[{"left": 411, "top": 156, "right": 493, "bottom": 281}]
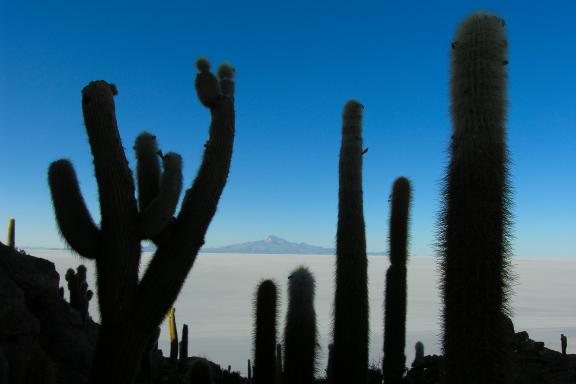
[
  {"left": 6, "top": 218, "right": 15, "bottom": 249},
  {"left": 439, "top": 13, "right": 511, "bottom": 384},
  {"left": 333, "top": 100, "right": 368, "bottom": 384},
  {"left": 253, "top": 279, "right": 278, "bottom": 384},
  {"left": 283, "top": 266, "right": 317, "bottom": 384},
  {"left": 383, "top": 177, "right": 411, "bottom": 384},
  {"left": 47, "top": 59, "right": 235, "bottom": 384}
]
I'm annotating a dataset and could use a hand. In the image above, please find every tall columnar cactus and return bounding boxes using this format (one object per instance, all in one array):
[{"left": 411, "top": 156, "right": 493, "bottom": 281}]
[
  {"left": 253, "top": 279, "right": 278, "bottom": 384},
  {"left": 47, "top": 58, "right": 235, "bottom": 384},
  {"left": 439, "top": 13, "right": 511, "bottom": 384},
  {"left": 6, "top": 218, "right": 15, "bottom": 249},
  {"left": 333, "top": 100, "right": 368, "bottom": 384},
  {"left": 283, "top": 266, "right": 317, "bottom": 384},
  {"left": 383, "top": 177, "right": 411, "bottom": 384}
]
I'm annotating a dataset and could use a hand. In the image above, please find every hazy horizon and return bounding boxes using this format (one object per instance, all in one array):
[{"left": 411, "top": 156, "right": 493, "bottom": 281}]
[
  {"left": 32, "top": 248, "right": 576, "bottom": 377},
  {"left": 1, "top": 1, "right": 575, "bottom": 259}
]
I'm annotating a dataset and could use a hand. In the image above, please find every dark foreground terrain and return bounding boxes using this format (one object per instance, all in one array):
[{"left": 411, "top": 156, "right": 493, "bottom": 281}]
[{"left": 1, "top": 243, "right": 574, "bottom": 383}]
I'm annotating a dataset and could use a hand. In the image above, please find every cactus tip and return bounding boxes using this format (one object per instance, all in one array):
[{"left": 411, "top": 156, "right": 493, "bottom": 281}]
[
  {"left": 217, "top": 62, "right": 235, "bottom": 79},
  {"left": 196, "top": 57, "right": 211, "bottom": 73}
]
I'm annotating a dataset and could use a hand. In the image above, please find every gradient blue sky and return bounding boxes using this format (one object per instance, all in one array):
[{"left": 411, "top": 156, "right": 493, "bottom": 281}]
[{"left": 1, "top": 1, "right": 575, "bottom": 257}]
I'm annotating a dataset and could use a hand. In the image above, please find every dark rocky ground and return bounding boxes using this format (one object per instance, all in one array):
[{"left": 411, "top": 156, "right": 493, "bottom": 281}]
[{"left": 1, "top": 243, "right": 574, "bottom": 383}]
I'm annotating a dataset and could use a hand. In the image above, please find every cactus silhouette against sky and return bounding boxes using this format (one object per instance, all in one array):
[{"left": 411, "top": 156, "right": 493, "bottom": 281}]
[
  {"left": 439, "top": 13, "right": 512, "bottom": 384},
  {"left": 333, "top": 100, "right": 369, "bottom": 384},
  {"left": 47, "top": 58, "right": 235, "bottom": 384}
]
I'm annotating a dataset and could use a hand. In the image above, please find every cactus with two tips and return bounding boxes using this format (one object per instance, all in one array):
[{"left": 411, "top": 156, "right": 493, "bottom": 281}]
[{"left": 47, "top": 58, "right": 236, "bottom": 384}]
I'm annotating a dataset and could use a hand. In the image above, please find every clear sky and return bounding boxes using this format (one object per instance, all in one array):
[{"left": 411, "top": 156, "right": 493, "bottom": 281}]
[{"left": 1, "top": 0, "right": 574, "bottom": 257}]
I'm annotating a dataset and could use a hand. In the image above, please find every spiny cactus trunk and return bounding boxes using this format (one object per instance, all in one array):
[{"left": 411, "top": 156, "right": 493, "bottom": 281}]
[
  {"left": 284, "top": 266, "right": 317, "bottom": 384},
  {"left": 254, "top": 280, "right": 278, "bottom": 384},
  {"left": 48, "top": 59, "right": 235, "bottom": 384},
  {"left": 440, "top": 13, "right": 511, "bottom": 384},
  {"left": 383, "top": 177, "right": 411, "bottom": 384},
  {"left": 333, "top": 100, "right": 368, "bottom": 384}
]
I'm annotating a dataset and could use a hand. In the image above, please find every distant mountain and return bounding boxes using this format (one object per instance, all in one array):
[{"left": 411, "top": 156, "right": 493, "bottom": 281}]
[
  {"left": 28, "top": 237, "right": 386, "bottom": 255},
  {"left": 202, "top": 235, "right": 335, "bottom": 255}
]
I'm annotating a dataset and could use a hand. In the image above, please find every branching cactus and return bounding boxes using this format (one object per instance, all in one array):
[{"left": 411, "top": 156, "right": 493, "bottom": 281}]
[
  {"left": 47, "top": 58, "right": 236, "bottom": 384},
  {"left": 383, "top": 177, "right": 411, "bottom": 384},
  {"left": 65, "top": 264, "right": 93, "bottom": 323},
  {"left": 6, "top": 218, "right": 15, "bottom": 249},
  {"left": 253, "top": 279, "right": 278, "bottom": 384},
  {"left": 333, "top": 100, "right": 369, "bottom": 384},
  {"left": 439, "top": 13, "right": 511, "bottom": 384},
  {"left": 283, "top": 266, "right": 317, "bottom": 384}
]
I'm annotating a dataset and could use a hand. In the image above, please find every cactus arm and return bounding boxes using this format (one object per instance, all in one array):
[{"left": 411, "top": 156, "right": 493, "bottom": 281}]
[
  {"left": 132, "top": 61, "right": 235, "bottom": 330},
  {"left": 138, "top": 152, "right": 183, "bottom": 239},
  {"left": 333, "top": 100, "right": 369, "bottom": 384},
  {"left": 135, "top": 132, "right": 162, "bottom": 212},
  {"left": 48, "top": 160, "right": 100, "bottom": 259}
]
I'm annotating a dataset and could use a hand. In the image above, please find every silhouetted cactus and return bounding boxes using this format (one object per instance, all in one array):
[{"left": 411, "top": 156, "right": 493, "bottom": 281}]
[
  {"left": 333, "top": 100, "right": 368, "bottom": 384},
  {"left": 439, "top": 13, "right": 511, "bottom": 384},
  {"left": 253, "top": 279, "right": 278, "bottom": 384},
  {"left": 168, "top": 307, "right": 179, "bottom": 364},
  {"left": 65, "top": 264, "right": 93, "bottom": 323},
  {"left": 47, "top": 58, "right": 236, "bottom": 384},
  {"left": 6, "top": 217, "right": 15, "bottom": 249},
  {"left": 283, "top": 266, "right": 317, "bottom": 384},
  {"left": 180, "top": 324, "right": 189, "bottom": 361},
  {"left": 414, "top": 341, "right": 424, "bottom": 364},
  {"left": 383, "top": 177, "right": 411, "bottom": 384}
]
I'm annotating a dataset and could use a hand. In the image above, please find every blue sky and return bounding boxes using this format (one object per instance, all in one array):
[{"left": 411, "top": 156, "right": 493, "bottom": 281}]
[{"left": 1, "top": 0, "right": 575, "bottom": 257}]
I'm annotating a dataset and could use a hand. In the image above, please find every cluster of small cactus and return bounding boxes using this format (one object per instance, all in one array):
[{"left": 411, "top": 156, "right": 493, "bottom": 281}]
[{"left": 64, "top": 264, "right": 93, "bottom": 323}]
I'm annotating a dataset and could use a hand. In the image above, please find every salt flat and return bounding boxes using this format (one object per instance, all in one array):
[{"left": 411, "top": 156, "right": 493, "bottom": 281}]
[{"left": 30, "top": 249, "right": 576, "bottom": 377}]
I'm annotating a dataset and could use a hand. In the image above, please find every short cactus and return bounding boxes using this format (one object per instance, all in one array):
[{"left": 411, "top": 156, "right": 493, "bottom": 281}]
[
  {"left": 283, "top": 266, "right": 317, "bottom": 384},
  {"left": 47, "top": 58, "right": 236, "bottom": 384},
  {"left": 253, "top": 279, "right": 278, "bottom": 384},
  {"left": 180, "top": 324, "right": 189, "bottom": 361},
  {"left": 168, "top": 307, "right": 179, "bottom": 364},
  {"left": 6, "top": 218, "right": 15, "bottom": 249}
]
